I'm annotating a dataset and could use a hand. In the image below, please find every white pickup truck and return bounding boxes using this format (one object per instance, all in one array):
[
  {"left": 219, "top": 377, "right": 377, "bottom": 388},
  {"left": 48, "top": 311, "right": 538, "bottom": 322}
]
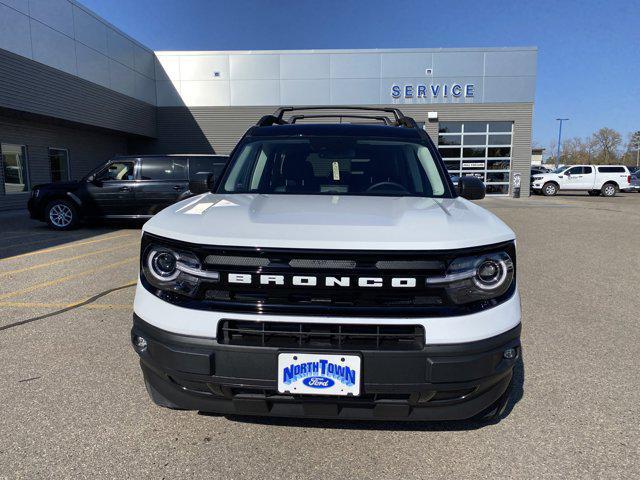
[{"left": 532, "top": 165, "right": 631, "bottom": 197}]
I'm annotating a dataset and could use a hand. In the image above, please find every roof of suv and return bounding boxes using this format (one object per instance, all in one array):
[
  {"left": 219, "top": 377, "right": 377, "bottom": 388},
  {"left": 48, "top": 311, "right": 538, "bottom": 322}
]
[
  {"left": 113, "top": 154, "right": 227, "bottom": 159},
  {"left": 250, "top": 123, "right": 424, "bottom": 139}
]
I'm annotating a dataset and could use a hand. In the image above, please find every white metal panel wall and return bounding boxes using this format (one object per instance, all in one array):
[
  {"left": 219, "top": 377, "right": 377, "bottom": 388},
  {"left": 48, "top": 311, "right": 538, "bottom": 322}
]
[
  {"left": 0, "top": 0, "right": 156, "bottom": 105},
  {"left": 154, "top": 48, "right": 536, "bottom": 108}
]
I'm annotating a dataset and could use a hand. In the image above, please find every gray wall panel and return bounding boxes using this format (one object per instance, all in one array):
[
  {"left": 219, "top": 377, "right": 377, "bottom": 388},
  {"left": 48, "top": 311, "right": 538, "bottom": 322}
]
[
  {"left": 29, "top": 0, "right": 74, "bottom": 37},
  {"left": 0, "top": 47, "right": 156, "bottom": 137},
  {"left": 484, "top": 50, "right": 537, "bottom": 77},
  {"left": 73, "top": 4, "right": 108, "bottom": 54},
  {"left": 280, "top": 54, "right": 330, "bottom": 80},
  {"left": 0, "top": 0, "right": 156, "bottom": 103},
  {"left": 156, "top": 48, "right": 536, "bottom": 107},
  {"left": 0, "top": 3, "right": 32, "bottom": 58}
]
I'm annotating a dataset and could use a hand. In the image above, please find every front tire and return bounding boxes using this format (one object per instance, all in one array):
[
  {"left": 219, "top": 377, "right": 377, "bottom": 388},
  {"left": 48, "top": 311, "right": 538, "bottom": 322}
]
[
  {"left": 542, "top": 182, "right": 558, "bottom": 196},
  {"left": 45, "top": 199, "right": 78, "bottom": 230},
  {"left": 601, "top": 183, "right": 618, "bottom": 197}
]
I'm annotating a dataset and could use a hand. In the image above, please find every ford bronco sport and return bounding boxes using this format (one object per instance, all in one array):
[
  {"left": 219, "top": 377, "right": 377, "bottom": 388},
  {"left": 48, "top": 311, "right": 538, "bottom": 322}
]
[{"left": 132, "top": 107, "right": 521, "bottom": 421}]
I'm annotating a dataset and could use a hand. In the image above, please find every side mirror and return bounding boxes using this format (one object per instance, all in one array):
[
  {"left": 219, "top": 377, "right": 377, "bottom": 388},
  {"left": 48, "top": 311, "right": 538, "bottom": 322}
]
[
  {"left": 206, "top": 172, "right": 217, "bottom": 191},
  {"left": 188, "top": 173, "right": 217, "bottom": 195},
  {"left": 457, "top": 176, "right": 485, "bottom": 200}
]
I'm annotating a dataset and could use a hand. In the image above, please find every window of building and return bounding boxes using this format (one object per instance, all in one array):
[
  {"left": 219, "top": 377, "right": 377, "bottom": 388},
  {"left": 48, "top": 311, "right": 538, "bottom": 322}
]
[
  {"left": 140, "top": 157, "right": 188, "bottom": 180},
  {"left": 1, "top": 144, "right": 29, "bottom": 194},
  {"left": 49, "top": 148, "right": 70, "bottom": 182},
  {"left": 437, "top": 121, "right": 514, "bottom": 195}
]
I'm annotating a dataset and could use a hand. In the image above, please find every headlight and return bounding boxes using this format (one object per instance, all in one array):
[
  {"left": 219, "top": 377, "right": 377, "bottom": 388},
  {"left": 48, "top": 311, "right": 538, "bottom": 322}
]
[
  {"left": 426, "top": 251, "right": 514, "bottom": 304},
  {"left": 533, "top": 176, "right": 543, "bottom": 180},
  {"left": 142, "top": 245, "right": 219, "bottom": 297}
]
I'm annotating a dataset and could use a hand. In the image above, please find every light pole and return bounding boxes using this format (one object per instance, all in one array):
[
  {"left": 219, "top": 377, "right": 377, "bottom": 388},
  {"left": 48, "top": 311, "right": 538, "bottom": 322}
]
[{"left": 555, "top": 118, "right": 569, "bottom": 168}]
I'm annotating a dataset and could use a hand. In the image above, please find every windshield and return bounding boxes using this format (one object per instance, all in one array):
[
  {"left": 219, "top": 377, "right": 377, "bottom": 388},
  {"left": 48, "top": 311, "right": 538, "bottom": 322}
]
[
  {"left": 219, "top": 137, "right": 447, "bottom": 197},
  {"left": 552, "top": 166, "right": 566, "bottom": 173}
]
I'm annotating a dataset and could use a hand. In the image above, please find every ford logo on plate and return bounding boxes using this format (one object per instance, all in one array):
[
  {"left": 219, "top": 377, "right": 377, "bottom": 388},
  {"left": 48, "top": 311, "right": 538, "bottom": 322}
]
[{"left": 302, "top": 376, "right": 335, "bottom": 389}]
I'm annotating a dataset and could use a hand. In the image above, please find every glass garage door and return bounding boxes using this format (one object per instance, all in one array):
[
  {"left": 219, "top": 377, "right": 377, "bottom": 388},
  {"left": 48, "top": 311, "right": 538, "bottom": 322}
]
[{"left": 437, "top": 121, "right": 513, "bottom": 195}]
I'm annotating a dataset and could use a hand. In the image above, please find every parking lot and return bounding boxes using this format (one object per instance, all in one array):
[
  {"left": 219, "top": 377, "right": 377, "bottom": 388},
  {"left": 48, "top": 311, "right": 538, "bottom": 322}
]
[{"left": 1, "top": 193, "right": 639, "bottom": 479}]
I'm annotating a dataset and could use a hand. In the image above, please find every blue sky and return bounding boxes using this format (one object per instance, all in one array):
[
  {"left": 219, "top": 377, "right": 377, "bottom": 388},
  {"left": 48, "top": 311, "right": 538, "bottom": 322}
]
[{"left": 81, "top": 0, "right": 640, "bottom": 150}]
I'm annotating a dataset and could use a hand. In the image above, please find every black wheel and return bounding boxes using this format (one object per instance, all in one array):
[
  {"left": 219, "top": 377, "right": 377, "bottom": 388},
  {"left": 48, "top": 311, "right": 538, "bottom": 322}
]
[
  {"left": 45, "top": 199, "right": 79, "bottom": 230},
  {"left": 587, "top": 190, "right": 600, "bottom": 196},
  {"left": 144, "top": 377, "right": 185, "bottom": 410},
  {"left": 542, "top": 182, "right": 558, "bottom": 196},
  {"left": 601, "top": 183, "right": 618, "bottom": 197},
  {"left": 473, "top": 379, "right": 513, "bottom": 423}
]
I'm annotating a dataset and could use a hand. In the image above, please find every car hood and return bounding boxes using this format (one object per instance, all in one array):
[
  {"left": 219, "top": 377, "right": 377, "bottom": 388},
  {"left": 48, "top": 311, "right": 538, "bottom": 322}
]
[
  {"left": 533, "top": 173, "right": 559, "bottom": 180},
  {"left": 143, "top": 194, "right": 515, "bottom": 250}
]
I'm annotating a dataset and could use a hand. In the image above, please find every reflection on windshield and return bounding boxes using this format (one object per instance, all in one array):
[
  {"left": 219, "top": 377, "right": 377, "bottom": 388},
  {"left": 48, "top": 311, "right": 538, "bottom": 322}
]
[{"left": 220, "top": 137, "right": 448, "bottom": 198}]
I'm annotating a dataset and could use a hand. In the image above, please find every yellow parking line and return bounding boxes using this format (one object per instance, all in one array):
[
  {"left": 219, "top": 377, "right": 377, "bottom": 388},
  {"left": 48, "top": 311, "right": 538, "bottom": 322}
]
[
  {"left": 1, "top": 231, "right": 60, "bottom": 242},
  {"left": 0, "top": 233, "right": 135, "bottom": 262},
  {"left": 0, "top": 301, "right": 131, "bottom": 310},
  {"left": 0, "top": 233, "right": 91, "bottom": 251},
  {"left": 0, "top": 256, "right": 136, "bottom": 300},
  {"left": 0, "top": 241, "right": 138, "bottom": 277}
]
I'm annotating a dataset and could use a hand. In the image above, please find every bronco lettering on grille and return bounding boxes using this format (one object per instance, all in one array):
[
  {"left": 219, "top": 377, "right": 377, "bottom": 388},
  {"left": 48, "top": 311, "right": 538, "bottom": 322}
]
[{"left": 226, "top": 273, "right": 417, "bottom": 288}]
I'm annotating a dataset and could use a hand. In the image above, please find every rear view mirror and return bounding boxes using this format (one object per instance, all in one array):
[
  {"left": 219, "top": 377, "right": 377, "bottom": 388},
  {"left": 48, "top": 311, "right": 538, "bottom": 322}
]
[{"left": 457, "top": 176, "right": 485, "bottom": 200}]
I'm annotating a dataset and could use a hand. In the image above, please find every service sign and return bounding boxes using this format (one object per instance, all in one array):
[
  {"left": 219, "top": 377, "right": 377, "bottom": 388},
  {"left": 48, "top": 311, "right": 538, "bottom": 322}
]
[
  {"left": 277, "top": 353, "right": 361, "bottom": 396},
  {"left": 391, "top": 83, "right": 475, "bottom": 100}
]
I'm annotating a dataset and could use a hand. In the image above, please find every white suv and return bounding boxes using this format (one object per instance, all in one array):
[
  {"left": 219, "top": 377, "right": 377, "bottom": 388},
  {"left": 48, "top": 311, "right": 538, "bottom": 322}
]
[
  {"left": 131, "top": 107, "right": 521, "bottom": 422},
  {"left": 532, "top": 165, "right": 631, "bottom": 197}
]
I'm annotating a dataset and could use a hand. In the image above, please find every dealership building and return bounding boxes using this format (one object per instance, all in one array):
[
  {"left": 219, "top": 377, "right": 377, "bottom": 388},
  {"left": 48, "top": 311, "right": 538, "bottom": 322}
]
[{"left": 0, "top": 0, "right": 537, "bottom": 211}]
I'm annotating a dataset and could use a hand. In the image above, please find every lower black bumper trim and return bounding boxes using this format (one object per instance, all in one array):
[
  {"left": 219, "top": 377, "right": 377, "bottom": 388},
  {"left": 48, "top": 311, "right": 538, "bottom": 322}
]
[{"left": 132, "top": 314, "right": 521, "bottom": 420}]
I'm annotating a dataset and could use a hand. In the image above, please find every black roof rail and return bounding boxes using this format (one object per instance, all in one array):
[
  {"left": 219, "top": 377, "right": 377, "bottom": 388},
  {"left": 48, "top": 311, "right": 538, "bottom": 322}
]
[
  {"left": 273, "top": 106, "right": 407, "bottom": 124},
  {"left": 256, "top": 114, "right": 288, "bottom": 127},
  {"left": 257, "top": 106, "right": 423, "bottom": 133},
  {"left": 289, "top": 114, "right": 392, "bottom": 125},
  {"left": 397, "top": 116, "right": 421, "bottom": 129}
]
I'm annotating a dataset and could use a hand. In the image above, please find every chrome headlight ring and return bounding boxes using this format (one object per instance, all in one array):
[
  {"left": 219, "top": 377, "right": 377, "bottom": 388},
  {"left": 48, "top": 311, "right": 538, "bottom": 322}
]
[{"left": 145, "top": 246, "right": 220, "bottom": 283}]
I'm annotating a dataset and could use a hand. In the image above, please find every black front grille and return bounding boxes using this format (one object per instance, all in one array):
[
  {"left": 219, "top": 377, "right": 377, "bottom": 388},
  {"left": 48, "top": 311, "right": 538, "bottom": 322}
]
[
  {"left": 142, "top": 233, "right": 516, "bottom": 317},
  {"left": 218, "top": 320, "right": 425, "bottom": 350}
]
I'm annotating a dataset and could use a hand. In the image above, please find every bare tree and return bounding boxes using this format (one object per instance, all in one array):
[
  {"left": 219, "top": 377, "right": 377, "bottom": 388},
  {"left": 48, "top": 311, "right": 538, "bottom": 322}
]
[
  {"left": 547, "top": 139, "right": 558, "bottom": 165},
  {"left": 592, "top": 128, "right": 622, "bottom": 164},
  {"left": 562, "top": 137, "right": 588, "bottom": 164},
  {"left": 584, "top": 135, "right": 598, "bottom": 164}
]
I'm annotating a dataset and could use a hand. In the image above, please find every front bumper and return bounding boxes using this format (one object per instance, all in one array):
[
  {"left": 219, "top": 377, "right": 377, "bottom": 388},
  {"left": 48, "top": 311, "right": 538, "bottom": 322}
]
[
  {"left": 132, "top": 314, "right": 521, "bottom": 420},
  {"left": 27, "top": 197, "right": 42, "bottom": 220}
]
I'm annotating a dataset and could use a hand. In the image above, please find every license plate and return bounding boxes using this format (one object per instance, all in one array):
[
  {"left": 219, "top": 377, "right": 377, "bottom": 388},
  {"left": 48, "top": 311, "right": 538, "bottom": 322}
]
[{"left": 277, "top": 352, "right": 361, "bottom": 396}]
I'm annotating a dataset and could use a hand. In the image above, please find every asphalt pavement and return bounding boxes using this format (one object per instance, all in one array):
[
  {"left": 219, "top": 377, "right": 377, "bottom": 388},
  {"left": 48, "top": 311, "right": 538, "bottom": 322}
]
[{"left": 0, "top": 192, "right": 639, "bottom": 479}]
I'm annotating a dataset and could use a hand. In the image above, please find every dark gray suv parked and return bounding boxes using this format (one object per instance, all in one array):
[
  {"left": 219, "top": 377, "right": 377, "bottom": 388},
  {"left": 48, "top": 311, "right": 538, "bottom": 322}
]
[{"left": 28, "top": 154, "right": 228, "bottom": 229}]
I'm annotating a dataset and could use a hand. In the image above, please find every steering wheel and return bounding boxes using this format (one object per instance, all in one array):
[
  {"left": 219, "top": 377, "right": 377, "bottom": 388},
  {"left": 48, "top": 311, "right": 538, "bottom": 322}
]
[{"left": 366, "top": 181, "right": 409, "bottom": 193}]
